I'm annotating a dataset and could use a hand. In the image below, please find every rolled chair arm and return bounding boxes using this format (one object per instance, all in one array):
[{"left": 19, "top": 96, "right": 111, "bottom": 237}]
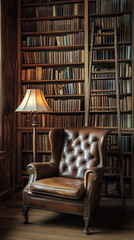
[
  {"left": 23, "top": 162, "right": 57, "bottom": 204},
  {"left": 27, "top": 162, "right": 57, "bottom": 182},
  {"left": 84, "top": 167, "right": 104, "bottom": 218},
  {"left": 84, "top": 167, "right": 104, "bottom": 189}
]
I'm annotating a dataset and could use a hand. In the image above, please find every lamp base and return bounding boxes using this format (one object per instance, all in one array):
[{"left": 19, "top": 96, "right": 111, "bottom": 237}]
[{"left": 32, "top": 113, "right": 37, "bottom": 163}]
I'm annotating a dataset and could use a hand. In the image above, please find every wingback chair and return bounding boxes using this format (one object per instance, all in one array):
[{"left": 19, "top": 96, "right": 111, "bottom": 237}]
[{"left": 22, "top": 127, "right": 109, "bottom": 234}]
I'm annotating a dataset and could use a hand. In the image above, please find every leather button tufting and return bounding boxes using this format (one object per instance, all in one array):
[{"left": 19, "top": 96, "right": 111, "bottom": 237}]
[
  {"left": 73, "top": 167, "right": 77, "bottom": 173},
  {"left": 63, "top": 165, "right": 67, "bottom": 171},
  {"left": 70, "top": 148, "right": 74, "bottom": 152},
  {"left": 86, "top": 143, "right": 90, "bottom": 147},
  {"left": 71, "top": 157, "right": 76, "bottom": 162},
  {"left": 82, "top": 160, "right": 86, "bottom": 165}
]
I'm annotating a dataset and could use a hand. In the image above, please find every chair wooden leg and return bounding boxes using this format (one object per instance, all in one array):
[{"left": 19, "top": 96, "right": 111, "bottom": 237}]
[
  {"left": 83, "top": 216, "right": 90, "bottom": 235},
  {"left": 22, "top": 207, "right": 29, "bottom": 224}
]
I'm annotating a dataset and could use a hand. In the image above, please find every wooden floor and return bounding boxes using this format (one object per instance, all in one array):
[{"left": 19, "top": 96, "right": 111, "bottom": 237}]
[{"left": 0, "top": 193, "right": 134, "bottom": 240}]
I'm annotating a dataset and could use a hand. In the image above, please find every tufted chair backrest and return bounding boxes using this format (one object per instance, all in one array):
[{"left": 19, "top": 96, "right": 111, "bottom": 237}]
[{"left": 58, "top": 128, "right": 107, "bottom": 179}]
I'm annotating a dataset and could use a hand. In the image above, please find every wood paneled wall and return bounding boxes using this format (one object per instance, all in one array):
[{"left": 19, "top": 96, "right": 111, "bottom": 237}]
[{"left": 0, "top": 0, "right": 17, "bottom": 200}]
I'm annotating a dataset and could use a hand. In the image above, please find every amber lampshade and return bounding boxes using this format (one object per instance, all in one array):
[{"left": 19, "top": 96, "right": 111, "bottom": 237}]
[
  {"left": 15, "top": 89, "right": 51, "bottom": 112},
  {"left": 15, "top": 89, "right": 51, "bottom": 162}
]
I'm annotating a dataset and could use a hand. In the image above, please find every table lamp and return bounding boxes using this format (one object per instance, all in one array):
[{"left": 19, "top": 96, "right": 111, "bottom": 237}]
[{"left": 15, "top": 89, "right": 51, "bottom": 162}]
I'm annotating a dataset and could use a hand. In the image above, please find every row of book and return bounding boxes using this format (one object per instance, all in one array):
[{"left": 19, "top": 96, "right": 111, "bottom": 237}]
[
  {"left": 22, "top": 18, "right": 84, "bottom": 32},
  {"left": 91, "top": 79, "right": 132, "bottom": 94},
  {"left": 23, "top": 32, "right": 84, "bottom": 47},
  {"left": 105, "top": 156, "right": 131, "bottom": 177},
  {"left": 22, "top": 67, "right": 84, "bottom": 80},
  {"left": 96, "top": 0, "right": 131, "bottom": 13},
  {"left": 23, "top": 50, "right": 84, "bottom": 64},
  {"left": 89, "top": 113, "right": 132, "bottom": 128},
  {"left": 119, "top": 62, "right": 132, "bottom": 77},
  {"left": 95, "top": 30, "right": 114, "bottom": 44},
  {"left": 90, "top": 95, "right": 132, "bottom": 111},
  {"left": 107, "top": 134, "right": 131, "bottom": 151},
  {"left": 22, "top": 133, "right": 51, "bottom": 150},
  {"left": 22, "top": 132, "right": 132, "bottom": 152},
  {"left": 118, "top": 45, "right": 131, "bottom": 59},
  {"left": 22, "top": 3, "right": 84, "bottom": 18},
  {"left": 118, "top": 27, "right": 131, "bottom": 42},
  {"left": 47, "top": 98, "right": 82, "bottom": 111},
  {"left": 94, "top": 14, "right": 131, "bottom": 28},
  {"left": 22, "top": 82, "right": 84, "bottom": 96},
  {"left": 95, "top": 27, "right": 131, "bottom": 44},
  {"left": 93, "top": 45, "right": 131, "bottom": 60},
  {"left": 93, "top": 49, "right": 115, "bottom": 60},
  {"left": 92, "top": 64, "right": 132, "bottom": 78},
  {"left": 102, "top": 180, "right": 131, "bottom": 196},
  {"left": 21, "top": 112, "right": 132, "bottom": 128},
  {"left": 21, "top": 114, "right": 84, "bottom": 127}
]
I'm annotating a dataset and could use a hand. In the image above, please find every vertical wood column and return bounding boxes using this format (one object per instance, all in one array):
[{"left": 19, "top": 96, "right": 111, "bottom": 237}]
[
  {"left": 0, "top": 0, "right": 17, "bottom": 193},
  {"left": 84, "top": 0, "right": 89, "bottom": 126},
  {"left": 131, "top": 1, "right": 134, "bottom": 196},
  {"left": 0, "top": 0, "right": 3, "bottom": 149},
  {"left": 16, "top": 0, "right": 22, "bottom": 187},
  {"left": 17, "top": 0, "right": 22, "bottom": 127}
]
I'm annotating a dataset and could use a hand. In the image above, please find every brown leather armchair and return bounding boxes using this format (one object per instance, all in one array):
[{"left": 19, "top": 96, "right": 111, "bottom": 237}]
[{"left": 22, "top": 127, "right": 109, "bottom": 234}]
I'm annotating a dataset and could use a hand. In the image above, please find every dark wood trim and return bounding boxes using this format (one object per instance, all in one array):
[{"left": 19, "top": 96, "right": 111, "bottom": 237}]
[
  {"left": 22, "top": 45, "right": 84, "bottom": 50},
  {"left": 22, "top": 0, "right": 85, "bottom": 7},
  {"left": 22, "top": 30, "right": 84, "bottom": 36},
  {"left": 0, "top": 0, "right": 3, "bottom": 150},
  {"left": 21, "top": 15, "right": 84, "bottom": 22},
  {"left": 131, "top": 0, "right": 134, "bottom": 197}
]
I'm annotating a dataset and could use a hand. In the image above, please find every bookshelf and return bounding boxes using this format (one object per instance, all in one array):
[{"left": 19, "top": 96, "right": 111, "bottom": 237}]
[
  {"left": 16, "top": 0, "right": 134, "bottom": 197},
  {"left": 86, "top": 0, "right": 134, "bottom": 197},
  {"left": 16, "top": 0, "right": 85, "bottom": 185}
]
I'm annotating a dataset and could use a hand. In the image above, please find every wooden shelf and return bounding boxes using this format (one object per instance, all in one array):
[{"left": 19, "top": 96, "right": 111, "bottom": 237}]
[
  {"left": 107, "top": 150, "right": 132, "bottom": 156},
  {"left": 92, "top": 76, "right": 132, "bottom": 80},
  {"left": 44, "top": 94, "right": 84, "bottom": 98},
  {"left": 92, "top": 59, "right": 132, "bottom": 64},
  {"left": 16, "top": 127, "right": 134, "bottom": 134},
  {"left": 22, "top": 62, "right": 84, "bottom": 67},
  {"left": 93, "top": 60, "right": 115, "bottom": 64},
  {"left": 22, "top": 0, "right": 85, "bottom": 7},
  {"left": 22, "top": 149, "right": 51, "bottom": 154},
  {"left": 89, "top": 11, "right": 132, "bottom": 18},
  {"left": 19, "top": 110, "right": 85, "bottom": 114},
  {"left": 17, "top": 127, "right": 52, "bottom": 133},
  {"left": 22, "top": 30, "right": 84, "bottom": 36},
  {"left": 91, "top": 93, "right": 132, "bottom": 97},
  {"left": 22, "top": 79, "right": 84, "bottom": 84},
  {"left": 104, "top": 173, "right": 132, "bottom": 179},
  {"left": 89, "top": 110, "right": 132, "bottom": 114},
  {"left": 22, "top": 45, "right": 84, "bottom": 50},
  {"left": 92, "top": 70, "right": 116, "bottom": 74},
  {"left": 22, "top": 15, "right": 84, "bottom": 21},
  {"left": 94, "top": 42, "right": 132, "bottom": 47}
]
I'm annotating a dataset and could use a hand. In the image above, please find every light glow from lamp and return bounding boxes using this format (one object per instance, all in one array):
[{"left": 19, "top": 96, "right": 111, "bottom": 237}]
[
  {"left": 15, "top": 89, "right": 51, "bottom": 112},
  {"left": 15, "top": 89, "right": 51, "bottom": 162}
]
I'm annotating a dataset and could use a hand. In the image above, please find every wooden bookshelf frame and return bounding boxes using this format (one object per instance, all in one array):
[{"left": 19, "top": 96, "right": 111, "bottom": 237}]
[{"left": 16, "top": 0, "right": 134, "bottom": 197}]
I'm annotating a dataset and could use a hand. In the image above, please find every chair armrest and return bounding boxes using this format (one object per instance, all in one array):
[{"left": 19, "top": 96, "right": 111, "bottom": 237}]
[
  {"left": 84, "top": 167, "right": 104, "bottom": 188},
  {"left": 27, "top": 162, "right": 57, "bottom": 182},
  {"left": 84, "top": 167, "right": 104, "bottom": 217}
]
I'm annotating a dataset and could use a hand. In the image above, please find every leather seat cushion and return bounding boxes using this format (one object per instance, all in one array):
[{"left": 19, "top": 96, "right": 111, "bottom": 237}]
[{"left": 30, "top": 177, "right": 85, "bottom": 200}]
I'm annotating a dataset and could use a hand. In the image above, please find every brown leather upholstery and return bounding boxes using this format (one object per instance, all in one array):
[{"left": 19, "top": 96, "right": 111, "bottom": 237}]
[
  {"left": 22, "top": 127, "right": 109, "bottom": 234},
  {"left": 30, "top": 177, "right": 84, "bottom": 199},
  {"left": 59, "top": 128, "right": 102, "bottom": 178}
]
